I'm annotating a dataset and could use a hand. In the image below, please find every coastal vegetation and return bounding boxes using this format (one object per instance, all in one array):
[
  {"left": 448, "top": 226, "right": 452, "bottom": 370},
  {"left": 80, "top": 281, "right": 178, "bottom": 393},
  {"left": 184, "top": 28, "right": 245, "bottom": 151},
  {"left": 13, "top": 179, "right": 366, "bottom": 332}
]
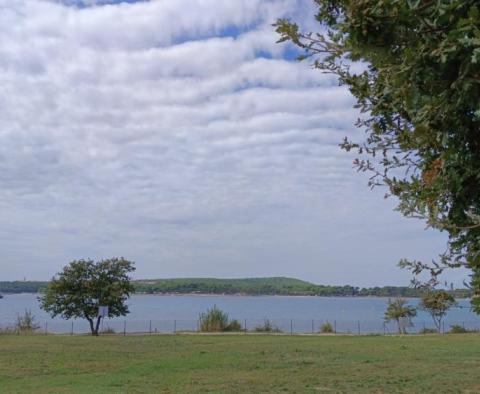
[
  {"left": 1, "top": 334, "right": 480, "bottom": 393},
  {"left": 1, "top": 277, "right": 472, "bottom": 298},
  {"left": 253, "top": 319, "right": 282, "bottom": 333},
  {"left": 420, "top": 290, "right": 457, "bottom": 332},
  {"left": 320, "top": 321, "right": 334, "bottom": 333},
  {"left": 384, "top": 298, "right": 417, "bottom": 334},
  {"left": 198, "top": 305, "right": 242, "bottom": 332}
]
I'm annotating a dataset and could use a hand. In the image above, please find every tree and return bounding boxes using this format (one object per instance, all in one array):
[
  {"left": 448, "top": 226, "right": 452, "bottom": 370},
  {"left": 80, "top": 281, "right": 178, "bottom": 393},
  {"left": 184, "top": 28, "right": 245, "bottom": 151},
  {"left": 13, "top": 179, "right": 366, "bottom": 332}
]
[
  {"left": 275, "top": 2, "right": 480, "bottom": 302},
  {"left": 420, "top": 290, "right": 456, "bottom": 332},
  {"left": 384, "top": 298, "right": 417, "bottom": 334},
  {"left": 39, "top": 258, "right": 135, "bottom": 335}
]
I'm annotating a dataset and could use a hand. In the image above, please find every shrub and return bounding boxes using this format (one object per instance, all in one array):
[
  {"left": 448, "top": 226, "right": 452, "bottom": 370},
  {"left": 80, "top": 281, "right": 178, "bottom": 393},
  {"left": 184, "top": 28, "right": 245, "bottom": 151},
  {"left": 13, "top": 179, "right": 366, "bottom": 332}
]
[
  {"left": 254, "top": 319, "right": 282, "bottom": 333},
  {"left": 419, "top": 328, "right": 438, "bottom": 334},
  {"left": 199, "top": 305, "right": 229, "bottom": 332},
  {"left": 224, "top": 319, "right": 242, "bottom": 332},
  {"left": 0, "top": 326, "right": 17, "bottom": 335},
  {"left": 449, "top": 325, "right": 470, "bottom": 334},
  {"left": 320, "top": 321, "right": 334, "bottom": 333},
  {"left": 15, "top": 310, "right": 40, "bottom": 334}
]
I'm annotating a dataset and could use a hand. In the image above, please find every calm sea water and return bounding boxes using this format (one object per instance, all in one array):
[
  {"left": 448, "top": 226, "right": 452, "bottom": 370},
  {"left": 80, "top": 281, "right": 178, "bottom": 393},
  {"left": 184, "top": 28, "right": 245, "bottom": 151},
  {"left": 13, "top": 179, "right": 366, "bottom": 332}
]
[{"left": 1, "top": 293, "right": 479, "bottom": 334}]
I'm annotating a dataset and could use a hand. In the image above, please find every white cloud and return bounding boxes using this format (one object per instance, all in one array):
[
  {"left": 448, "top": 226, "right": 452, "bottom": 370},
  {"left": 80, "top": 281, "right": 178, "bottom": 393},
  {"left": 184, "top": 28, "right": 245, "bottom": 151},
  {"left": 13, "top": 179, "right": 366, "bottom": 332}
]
[{"left": 0, "top": 0, "right": 449, "bottom": 286}]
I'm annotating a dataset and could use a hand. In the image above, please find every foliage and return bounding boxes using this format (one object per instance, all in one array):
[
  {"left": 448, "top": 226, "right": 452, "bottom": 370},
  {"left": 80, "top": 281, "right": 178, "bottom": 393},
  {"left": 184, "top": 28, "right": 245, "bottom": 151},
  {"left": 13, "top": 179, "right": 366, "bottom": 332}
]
[
  {"left": 275, "top": 1, "right": 480, "bottom": 300},
  {"left": 320, "top": 321, "right": 334, "bottom": 333},
  {"left": 199, "top": 305, "right": 229, "bottom": 332},
  {"left": 254, "top": 319, "right": 282, "bottom": 333},
  {"left": 39, "top": 257, "right": 135, "bottom": 335},
  {"left": 420, "top": 290, "right": 456, "bottom": 332},
  {"left": 198, "top": 305, "right": 242, "bottom": 332},
  {"left": 384, "top": 298, "right": 417, "bottom": 334},
  {"left": 133, "top": 278, "right": 470, "bottom": 297},
  {"left": 1, "top": 277, "right": 472, "bottom": 298},
  {"left": 0, "top": 281, "right": 48, "bottom": 294},
  {"left": 449, "top": 324, "right": 469, "bottom": 334},
  {"left": 135, "top": 277, "right": 329, "bottom": 296},
  {"left": 224, "top": 319, "right": 243, "bottom": 332},
  {"left": 419, "top": 328, "right": 439, "bottom": 334},
  {"left": 15, "top": 310, "right": 40, "bottom": 334},
  {"left": 0, "top": 326, "right": 17, "bottom": 335}
]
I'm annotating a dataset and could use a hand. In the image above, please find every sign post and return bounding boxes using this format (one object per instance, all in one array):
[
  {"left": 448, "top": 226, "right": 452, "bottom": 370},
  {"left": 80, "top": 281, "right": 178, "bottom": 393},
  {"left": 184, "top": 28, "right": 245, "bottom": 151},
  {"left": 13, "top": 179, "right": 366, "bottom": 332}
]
[
  {"left": 98, "top": 306, "right": 109, "bottom": 317},
  {"left": 98, "top": 306, "right": 108, "bottom": 333}
]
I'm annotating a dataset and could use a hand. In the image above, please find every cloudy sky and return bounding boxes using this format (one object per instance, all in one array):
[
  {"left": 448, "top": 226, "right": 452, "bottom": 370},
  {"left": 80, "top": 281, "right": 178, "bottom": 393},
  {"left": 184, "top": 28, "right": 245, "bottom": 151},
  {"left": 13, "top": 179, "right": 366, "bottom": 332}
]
[{"left": 0, "top": 0, "right": 458, "bottom": 286}]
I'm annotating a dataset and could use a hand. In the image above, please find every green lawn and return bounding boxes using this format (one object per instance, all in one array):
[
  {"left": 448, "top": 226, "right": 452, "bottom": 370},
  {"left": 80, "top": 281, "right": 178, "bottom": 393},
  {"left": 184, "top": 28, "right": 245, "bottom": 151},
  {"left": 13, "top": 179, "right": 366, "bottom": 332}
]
[{"left": 1, "top": 334, "right": 479, "bottom": 393}]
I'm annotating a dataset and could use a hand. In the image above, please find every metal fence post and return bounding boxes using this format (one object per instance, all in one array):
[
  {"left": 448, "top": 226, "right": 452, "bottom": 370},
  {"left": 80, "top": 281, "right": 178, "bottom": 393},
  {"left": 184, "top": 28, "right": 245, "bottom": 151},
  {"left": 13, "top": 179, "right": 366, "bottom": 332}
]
[
  {"left": 312, "top": 319, "right": 314, "bottom": 334},
  {"left": 290, "top": 319, "right": 293, "bottom": 335},
  {"left": 383, "top": 322, "right": 386, "bottom": 335},
  {"left": 334, "top": 320, "right": 336, "bottom": 334},
  {"left": 123, "top": 321, "right": 126, "bottom": 336},
  {"left": 149, "top": 320, "right": 152, "bottom": 335},
  {"left": 244, "top": 319, "right": 247, "bottom": 334},
  {"left": 174, "top": 319, "right": 176, "bottom": 334},
  {"left": 357, "top": 321, "right": 360, "bottom": 335},
  {"left": 45, "top": 321, "right": 48, "bottom": 335},
  {"left": 71, "top": 321, "right": 74, "bottom": 335}
]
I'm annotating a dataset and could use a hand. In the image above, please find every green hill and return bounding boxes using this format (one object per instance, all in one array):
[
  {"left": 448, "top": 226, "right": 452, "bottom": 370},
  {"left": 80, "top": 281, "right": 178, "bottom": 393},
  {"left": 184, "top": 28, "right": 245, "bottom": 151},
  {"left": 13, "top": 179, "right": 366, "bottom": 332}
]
[
  {"left": 134, "top": 277, "right": 324, "bottom": 296},
  {"left": 0, "top": 277, "right": 471, "bottom": 298}
]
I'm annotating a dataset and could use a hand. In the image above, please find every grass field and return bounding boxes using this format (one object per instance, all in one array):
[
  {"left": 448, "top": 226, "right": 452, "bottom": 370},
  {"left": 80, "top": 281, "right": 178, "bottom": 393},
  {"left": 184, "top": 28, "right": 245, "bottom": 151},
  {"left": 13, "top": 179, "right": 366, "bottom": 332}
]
[{"left": 1, "top": 334, "right": 479, "bottom": 393}]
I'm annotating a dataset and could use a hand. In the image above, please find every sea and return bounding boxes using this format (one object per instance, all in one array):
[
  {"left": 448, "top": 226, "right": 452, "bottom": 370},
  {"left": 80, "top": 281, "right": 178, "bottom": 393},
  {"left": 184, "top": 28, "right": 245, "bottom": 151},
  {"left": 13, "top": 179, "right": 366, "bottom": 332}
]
[{"left": 1, "top": 293, "right": 479, "bottom": 334}]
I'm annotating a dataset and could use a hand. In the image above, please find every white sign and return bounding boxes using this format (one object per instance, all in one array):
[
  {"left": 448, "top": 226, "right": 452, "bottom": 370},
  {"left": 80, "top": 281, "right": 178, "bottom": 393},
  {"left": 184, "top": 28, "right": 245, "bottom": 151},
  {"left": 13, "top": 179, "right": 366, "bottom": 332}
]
[{"left": 98, "top": 306, "right": 109, "bottom": 318}]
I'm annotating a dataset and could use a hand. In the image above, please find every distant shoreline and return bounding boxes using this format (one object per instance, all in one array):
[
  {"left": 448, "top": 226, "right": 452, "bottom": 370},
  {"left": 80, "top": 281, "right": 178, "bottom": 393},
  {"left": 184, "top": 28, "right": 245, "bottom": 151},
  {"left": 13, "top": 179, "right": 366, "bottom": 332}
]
[
  {"left": 0, "top": 277, "right": 472, "bottom": 299},
  {"left": 1, "top": 292, "right": 470, "bottom": 300}
]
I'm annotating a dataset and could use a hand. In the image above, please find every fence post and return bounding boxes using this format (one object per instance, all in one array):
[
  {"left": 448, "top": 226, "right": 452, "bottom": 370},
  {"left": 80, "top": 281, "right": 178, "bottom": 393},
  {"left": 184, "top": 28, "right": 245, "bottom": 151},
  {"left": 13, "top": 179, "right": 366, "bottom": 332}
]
[
  {"left": 442, "top": 321, "right": 445, "bottom": 334},
  {"left": 71, "top": 321, "right": 74, "bottom": 335},
  {"left": 123, "top": 321, "right": 126, "bottom": 336},
  {"left": 334, "top": 320, "right": 337, "bottom": 334},
  {"left": 45, "top": 321, "right": 48, "bottom": 335},
  {"left": 244, "top": 319, "right": 247, "bottom": 334},
  {"left": 290, "top": 319, "right": 293, "bottom": 335},
  {"left": 312, "top": 319, "right": 314, "bottom": 334},
  {"left": 174, "top": 320, "right": 176, "bottom": 334},
  {"left": 357, "top": 321, "right": 360, "bottom": 335},
  {"left": 423, "top": 322, "right": 426, "bottom": 333},
  {"left": 383, "top": 322, "right": 386, "bottom": 335},
  {"left": 149, "top": 320, "right": 152, "bottom": 335}
]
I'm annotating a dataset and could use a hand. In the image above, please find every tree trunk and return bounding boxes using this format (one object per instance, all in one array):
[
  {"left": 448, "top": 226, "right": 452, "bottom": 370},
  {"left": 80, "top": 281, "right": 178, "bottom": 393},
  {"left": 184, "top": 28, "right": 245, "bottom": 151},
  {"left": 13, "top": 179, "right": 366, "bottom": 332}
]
[
  {"left": 435, "top": 318, "right": 441, "bottom": 333},
  {"left": 87, "top": 318, "right": 97, "bottom": 336},
  {"left": 95, "top": 316, "right": 102, "bottom": 335},
  {"left": 86, "top": 317, "right": 102, "bottom": 336}
]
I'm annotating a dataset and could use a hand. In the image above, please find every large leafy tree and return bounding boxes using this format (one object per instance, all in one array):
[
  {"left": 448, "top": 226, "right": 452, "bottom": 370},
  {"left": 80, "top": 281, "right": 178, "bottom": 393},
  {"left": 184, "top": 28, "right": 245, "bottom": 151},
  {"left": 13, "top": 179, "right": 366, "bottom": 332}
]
[
  {"left": 275, "top": 1, "right": 480, "bottom": 305},
  {"left": 39, "top": 258, "right": 135, "bottom": 335}
]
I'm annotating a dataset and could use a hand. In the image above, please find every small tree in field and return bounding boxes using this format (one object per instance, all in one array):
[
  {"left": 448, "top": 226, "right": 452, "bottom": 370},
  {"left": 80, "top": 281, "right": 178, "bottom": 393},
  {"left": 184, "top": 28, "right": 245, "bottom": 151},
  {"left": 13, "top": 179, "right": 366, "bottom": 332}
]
[
  {"left": 39, "top": 258, "right": 135, "bottom": 335},
  {"left": 384, "top": 298, "right": 417, "bottom": 334},
  {"left": 420, "top": 291, "right": 456, "bottom": 333}
]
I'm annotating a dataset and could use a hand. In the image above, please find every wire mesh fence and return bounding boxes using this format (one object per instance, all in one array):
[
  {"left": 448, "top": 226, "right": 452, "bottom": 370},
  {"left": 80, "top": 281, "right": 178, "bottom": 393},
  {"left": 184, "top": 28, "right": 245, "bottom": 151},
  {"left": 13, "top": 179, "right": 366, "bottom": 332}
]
[{"left": 3, "top": 318, "right": 480, "bottom": 335}]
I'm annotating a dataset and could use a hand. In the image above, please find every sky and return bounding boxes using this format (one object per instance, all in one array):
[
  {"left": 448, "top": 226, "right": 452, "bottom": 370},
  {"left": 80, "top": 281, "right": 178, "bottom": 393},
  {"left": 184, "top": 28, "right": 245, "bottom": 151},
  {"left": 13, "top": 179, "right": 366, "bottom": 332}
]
[{"left": 0, "top": 0, "right": 462, "bottom": 286}]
